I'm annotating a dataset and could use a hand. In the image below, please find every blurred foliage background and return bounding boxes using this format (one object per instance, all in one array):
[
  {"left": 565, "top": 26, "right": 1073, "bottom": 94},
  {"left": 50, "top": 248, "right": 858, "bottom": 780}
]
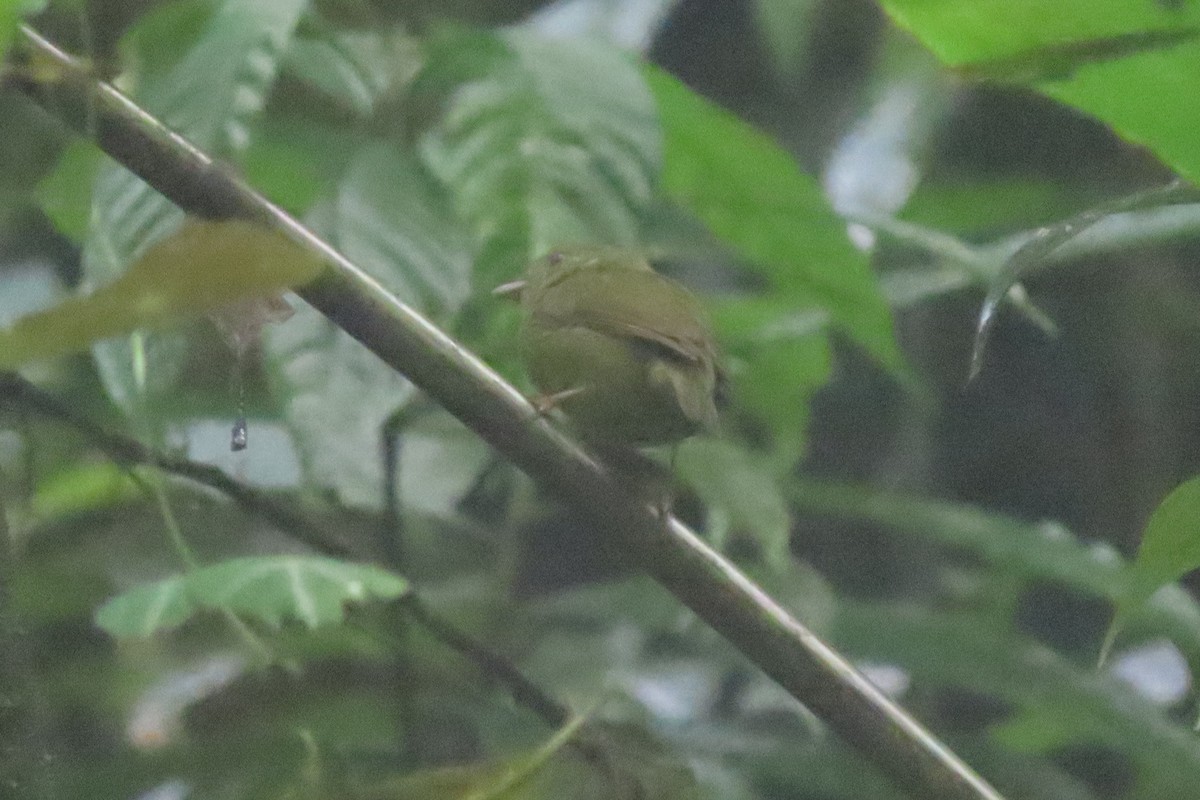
[{"left": 5, "top": 0, "right": 1200, "bottom": 798}]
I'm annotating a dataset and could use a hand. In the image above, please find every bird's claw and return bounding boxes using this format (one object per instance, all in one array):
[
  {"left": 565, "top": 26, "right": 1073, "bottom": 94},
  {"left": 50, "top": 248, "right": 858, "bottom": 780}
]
[{"left": 532, "top": 387, "right": 586, "bottom": 416}]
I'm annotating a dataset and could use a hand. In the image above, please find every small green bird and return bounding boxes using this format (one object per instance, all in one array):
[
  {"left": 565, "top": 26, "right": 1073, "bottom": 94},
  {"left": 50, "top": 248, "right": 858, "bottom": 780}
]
[{"left": 498, "top": 245, "right": 722, "bottom": 447}]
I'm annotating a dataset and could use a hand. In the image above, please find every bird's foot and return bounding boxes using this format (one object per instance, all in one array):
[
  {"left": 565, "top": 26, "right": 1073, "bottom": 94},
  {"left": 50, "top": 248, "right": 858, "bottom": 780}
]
[{"left": 531, "top": 386, "right": 586, "bottom": 416}]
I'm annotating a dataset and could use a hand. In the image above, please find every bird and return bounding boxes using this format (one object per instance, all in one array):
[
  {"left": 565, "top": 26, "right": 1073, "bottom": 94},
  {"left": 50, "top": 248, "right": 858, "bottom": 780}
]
[{"left": 496, "top": 245, "right": 722, "bottom": 448}]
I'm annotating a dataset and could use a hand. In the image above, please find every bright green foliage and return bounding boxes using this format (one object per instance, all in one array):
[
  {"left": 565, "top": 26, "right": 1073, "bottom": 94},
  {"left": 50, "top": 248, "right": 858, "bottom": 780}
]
[
  {"left": 646, "top": 66, "right": 905, "bottom": 375},
  {"left": 28, "top": 462, "right": 142, "bottom": 524},
  {"left": 95, "top": 555, "right": 409, "bottom": 637},
  {"left": 1112, "top": 476, "right": 1200, "bottom": 637},
  {"left": 714, "top": 311, "right": 831, "bottom": 462},
  {"left": 420, "top": 28, "right": 660, "bottom": 282},
  {"left": 878, "top": 0, "right": 1200, "bottom": 185},
  {"left": 34, "top": 141, "right": 99, "bottom": 243},
  {"left": 0, "top": 1, "right": 44, "bottom": 62}
]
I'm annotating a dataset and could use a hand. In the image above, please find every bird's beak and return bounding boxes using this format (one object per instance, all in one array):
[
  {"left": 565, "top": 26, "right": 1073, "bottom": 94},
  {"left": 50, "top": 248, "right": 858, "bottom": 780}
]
[{"left": 492, "top": 280, "right": 526, "bottom": 301}]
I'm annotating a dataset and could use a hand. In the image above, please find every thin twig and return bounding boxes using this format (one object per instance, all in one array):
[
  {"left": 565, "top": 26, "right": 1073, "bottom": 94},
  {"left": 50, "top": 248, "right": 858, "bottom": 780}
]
[
  {"left": 0, "top": 371, "right": 352, "bottom": 559},
  {"left": 970, "top": 179, "right": 1192, "bottom": 379},
  {"left": 403, "top": 598, "right": 571, "bottom": 728},
  {"left": 0, "top": 371, "right": 579, "bottom": 735}
]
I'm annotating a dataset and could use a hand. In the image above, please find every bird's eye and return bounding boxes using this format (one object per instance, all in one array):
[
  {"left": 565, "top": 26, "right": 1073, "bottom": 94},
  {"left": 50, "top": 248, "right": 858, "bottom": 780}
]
[{"left": 547, "top": 251, "right": 564, "bottom": 265}]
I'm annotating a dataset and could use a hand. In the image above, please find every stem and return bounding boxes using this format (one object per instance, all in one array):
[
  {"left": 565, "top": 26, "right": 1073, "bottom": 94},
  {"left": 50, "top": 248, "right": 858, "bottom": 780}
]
[
  {"left": 6, "top": 27, "right": 1004, "bottom": 800},
  {"left": 0, "top": 371, "right": 571, "bottom": 736},
  {"left": 141, "top": 466, "right": 199, "bottom": 569}
]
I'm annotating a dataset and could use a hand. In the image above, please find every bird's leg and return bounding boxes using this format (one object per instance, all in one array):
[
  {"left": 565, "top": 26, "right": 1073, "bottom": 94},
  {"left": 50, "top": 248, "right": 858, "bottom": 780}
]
[{"left": 531, "top": 386, "right": 587, "bottom": 416}]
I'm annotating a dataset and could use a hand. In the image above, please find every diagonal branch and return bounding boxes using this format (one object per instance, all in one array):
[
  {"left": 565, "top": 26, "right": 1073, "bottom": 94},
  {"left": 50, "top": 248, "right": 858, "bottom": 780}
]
[
  {"left": 0, "top": 370, "right": 575, "bottom": 734},
  {"left": 4, "top": 26, "right": 1005, "bottom": 800}
]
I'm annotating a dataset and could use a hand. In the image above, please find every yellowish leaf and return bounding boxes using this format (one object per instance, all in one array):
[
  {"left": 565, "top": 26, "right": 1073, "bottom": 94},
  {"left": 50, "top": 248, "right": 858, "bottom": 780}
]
[{"left": 0, "top": 218, "right": 324, "bottom": 368}]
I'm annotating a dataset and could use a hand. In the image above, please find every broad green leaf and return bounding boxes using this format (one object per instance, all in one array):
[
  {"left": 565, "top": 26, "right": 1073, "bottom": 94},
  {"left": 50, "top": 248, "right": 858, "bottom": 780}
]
[
  {"left": 645, "top": 66, "right": 905, "bottom": 374},
  {"left": 283, "top": 28, "right": 399, "bottom": 120},
  {"left": 0, "top": 1, "right": 45, "bottom": 64},
  {"left": 29, "top": 462, "right": 142, "bottom": 523},
  {"left": 0, "top": 219, "right": 323, "bottom": 368},
  {"left": 265, "top": 301, "right": 415, "bottom": 509},
  {"left": 335, "top": 143, "right": 473, "bottom": 315},
  {"left": 95, "top": 574, "right": 192, "bottom": 638},
  {"left": 116, "top": 0, "right": 217, "bottom": 78},
  {"left": 901, "top": 178, "right": 1083, "bottom": 234},
  {"left": 82, "top": 0, "right": 307, "bottom": 411},
  {"left": 187, "top": 556, "right": 407, "bottom": 628},
  {"left": 95, "top": 555, "right": 409, "bottom": 637},
  {"left": 419, "top": 29, "right": 659, "bottom": 283},
  {"left": 1112, "top": 476, "right": 1200, "bottom": 631},
  {"left": 877, "top": 1, "right": 1198, "bottom": 65},
  {"left": 264, "top": 144, "right": 442, "bottom": 507},
  {"left": 715, "top": 305, "right": 832, "bottom": 461},
  {"left": 242, "top": 112, "right": 363, "bottom": 216},
  {"left": 877, "top": 1, "right": 1200, "bottom": 185},
  {"left": 791, "top": 480, "right": 1200, "bottom": 663},
  {"left": 240, "top": 128, "right": 329, "bottom": 216},
  {"left": 676, "top": 439, "right": 792, "bottom": 567},
  {"left": 836, "top": 604, "right": 1200, "bottom": 799},
  {"left": 35, "top": 141, "right": 100, "bottom": 242}
]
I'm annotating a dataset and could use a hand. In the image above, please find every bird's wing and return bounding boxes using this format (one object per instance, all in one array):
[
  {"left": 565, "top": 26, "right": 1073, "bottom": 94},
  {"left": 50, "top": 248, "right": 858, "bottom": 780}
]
[{"left": 531, "top": 265, "right": 716, "bottom": 365}]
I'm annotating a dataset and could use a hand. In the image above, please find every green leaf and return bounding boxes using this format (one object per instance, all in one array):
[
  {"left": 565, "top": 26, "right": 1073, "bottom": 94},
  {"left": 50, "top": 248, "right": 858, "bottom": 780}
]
[
  {"left": 29, "top": 462, "right": 142, "bottom": 523},
  {"left": 242, "top": 108, "right": 370, "bottom": 218},
  {"left": 645, "top": 66, "right": 905, "bottom": 374},
  {"left": 335, "top": 143, "right": 473, "bottom": 315},
  {"left": 715, "top": 305, "right": 832, "bottom": 461},
  {"left": 877, "top": 0, "right": 1200, "bottom": 185},
  {"left": 95, "top": 575, "right": 192, "bottom": 638},
  {"left": 35, "top": 141, "right": 100, "bottom": 243},
  {"left": 265, "top": 143, "right": 452, "bottom": 508},
  {"left": 836, "top": 604, "right": 1200, "bottom": 799},
  {"left": 676, "top": 439, "right": 792, "bottom": 567},
  {"left": 901, "top": 178, "right": 1089, "bottom": 235},
  {"left": 0, "top": 219, "right": 323, "bottom": 369},
  {"left": 265, "top": 302, "right": 415, "bottom": 509},
  {"left": 0, "top": 1, "right": 45, "bottom": 64},
  {"left": 283, "top": 28, "right": 398, "bottom": 120},
  {"left": 1114, "top": 476, "right": 1200, "bottom": 630},
  {"left": 188, "top": 556, "right": 407, "bottom": 628},
  {"left": 791, "top": 480, "right": 1200, "bottom": 664},
  {"left": 95, "top": 555, "right": 409, "bottom": 637},
  {"left": 419, "top": 29, "right": 659, "bottom": 282},
  {"left": 81, "top": 0, "right": 308, "bottom": 411},
  {"left": 116, "top": 0, "right": 217, "bottom": 78}
]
